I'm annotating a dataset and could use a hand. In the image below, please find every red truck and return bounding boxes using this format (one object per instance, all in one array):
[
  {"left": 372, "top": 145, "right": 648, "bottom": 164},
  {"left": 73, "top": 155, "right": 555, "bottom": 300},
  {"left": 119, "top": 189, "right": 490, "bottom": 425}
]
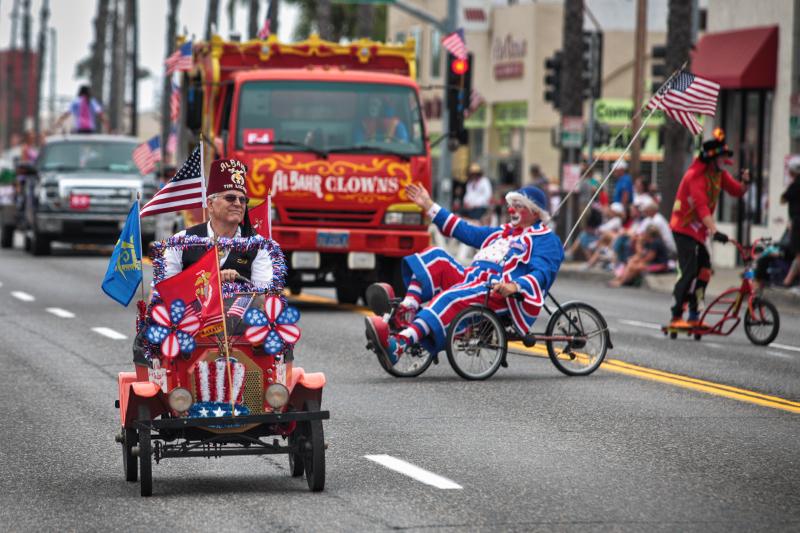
[{"left": 180, "top": 33, "right": 431, "bottom": 303}]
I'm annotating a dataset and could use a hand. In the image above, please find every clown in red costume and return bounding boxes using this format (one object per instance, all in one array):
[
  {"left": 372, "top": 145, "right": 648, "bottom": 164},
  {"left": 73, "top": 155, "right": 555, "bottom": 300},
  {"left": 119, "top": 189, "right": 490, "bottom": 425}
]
[
  {"left": 365, "top": 183, "right": 563, "bottom": 366},
  {"left": 668, "top": 129, "right": 749, "bottom": 328}
]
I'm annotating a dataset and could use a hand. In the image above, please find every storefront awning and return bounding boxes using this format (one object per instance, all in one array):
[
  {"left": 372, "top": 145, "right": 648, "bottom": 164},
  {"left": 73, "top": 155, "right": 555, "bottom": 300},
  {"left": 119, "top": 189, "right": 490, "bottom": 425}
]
[{"left": 691, "top": 26, "right": 778, "bottom": 89}]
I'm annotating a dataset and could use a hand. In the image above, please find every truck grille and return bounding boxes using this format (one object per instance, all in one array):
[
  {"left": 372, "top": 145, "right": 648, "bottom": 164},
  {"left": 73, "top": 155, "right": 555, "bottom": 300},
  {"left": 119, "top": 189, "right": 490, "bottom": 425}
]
[
  {"left": 283, "top": 207, "right": 377, "bottom": 226},
  {"left": 65, "top": 186, "right": 135, "bottom": 212}
]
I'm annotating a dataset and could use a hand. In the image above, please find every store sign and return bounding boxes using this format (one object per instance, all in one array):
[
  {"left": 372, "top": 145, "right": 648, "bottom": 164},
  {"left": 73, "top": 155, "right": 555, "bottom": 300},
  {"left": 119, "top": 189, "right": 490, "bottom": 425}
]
[
  {"left": 592, "top": 98, "right": 670, "bottom": 157},
  {"left": 561, "top": 116, "right": 584, "bottom": 148},
  {"left": 492, "top": 34, "right": 527, "bottom": 80}
]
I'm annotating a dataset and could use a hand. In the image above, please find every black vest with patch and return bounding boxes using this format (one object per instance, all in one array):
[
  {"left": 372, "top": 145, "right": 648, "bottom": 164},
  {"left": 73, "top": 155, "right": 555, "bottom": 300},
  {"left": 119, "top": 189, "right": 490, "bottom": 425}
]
[{"left": 181, "top": 224, "right": 258, "bottom": 280}]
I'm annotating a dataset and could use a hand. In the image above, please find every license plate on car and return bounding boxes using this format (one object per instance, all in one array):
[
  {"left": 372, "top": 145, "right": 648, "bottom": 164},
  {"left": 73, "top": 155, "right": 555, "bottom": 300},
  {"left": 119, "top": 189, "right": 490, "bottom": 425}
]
[
  {"left": 316, "top": 231, "right": 349, "bottom": 249},
  {"left": 70, "top": 194, "right": 91, "bottom": 210}
]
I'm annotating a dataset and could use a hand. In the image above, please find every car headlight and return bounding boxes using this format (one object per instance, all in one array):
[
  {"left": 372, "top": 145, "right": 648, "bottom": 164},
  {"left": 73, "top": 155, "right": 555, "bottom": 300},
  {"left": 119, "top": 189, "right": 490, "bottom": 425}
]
[
  {"left": 168, "top": 387, "right": 193, "bottom": 412},
  {"left": 383, "top": 212, "right": 422, "bottom": 225},
  {"left": 265, "top": 383, "right": 289, "bottom": 409}
]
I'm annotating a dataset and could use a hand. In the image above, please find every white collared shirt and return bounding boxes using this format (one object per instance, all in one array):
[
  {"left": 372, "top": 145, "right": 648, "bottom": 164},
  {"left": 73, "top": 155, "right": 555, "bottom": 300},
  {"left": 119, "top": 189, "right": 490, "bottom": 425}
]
[{"left": 164, "top": 223, "right": 274, "bottom": 288}]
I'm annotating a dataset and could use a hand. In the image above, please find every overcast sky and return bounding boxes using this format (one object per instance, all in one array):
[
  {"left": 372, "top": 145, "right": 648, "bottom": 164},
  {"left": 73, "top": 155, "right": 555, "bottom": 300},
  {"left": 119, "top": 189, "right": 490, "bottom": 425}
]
[{"left": 0, "top": 0, "right": 298, "bottom": 112}]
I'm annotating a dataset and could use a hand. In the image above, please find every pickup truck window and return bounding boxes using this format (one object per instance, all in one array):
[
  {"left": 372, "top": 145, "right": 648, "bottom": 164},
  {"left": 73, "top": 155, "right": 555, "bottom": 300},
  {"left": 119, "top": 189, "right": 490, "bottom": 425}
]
[
  {"left": 39, "top": 140, "right": 139, "bottom": 173},
  {"left": 236, "top": 81, "right": 425, "bottom": 156}
]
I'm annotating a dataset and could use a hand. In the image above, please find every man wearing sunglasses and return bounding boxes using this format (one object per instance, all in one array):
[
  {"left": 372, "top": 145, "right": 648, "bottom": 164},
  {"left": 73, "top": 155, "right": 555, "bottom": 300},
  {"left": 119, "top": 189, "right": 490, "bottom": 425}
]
[
  {"left": 163, "top": 159, "right": 273, "bottom": 287},
  {"left": 365, "top": 183, "right": 563, "bottom": 367}
]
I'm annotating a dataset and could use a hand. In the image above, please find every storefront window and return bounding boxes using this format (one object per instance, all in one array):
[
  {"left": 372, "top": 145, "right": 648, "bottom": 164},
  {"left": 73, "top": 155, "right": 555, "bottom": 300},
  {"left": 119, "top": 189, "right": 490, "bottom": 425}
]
[{"left": 430, "top": 29, "right": 442, "bottom": 79}]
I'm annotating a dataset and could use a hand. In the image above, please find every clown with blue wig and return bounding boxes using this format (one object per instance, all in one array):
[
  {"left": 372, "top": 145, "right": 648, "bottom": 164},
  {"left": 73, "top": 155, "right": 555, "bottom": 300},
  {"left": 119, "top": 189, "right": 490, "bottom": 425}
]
[{"left": 365, "top": 182, "right": 564, "bottom": 366}]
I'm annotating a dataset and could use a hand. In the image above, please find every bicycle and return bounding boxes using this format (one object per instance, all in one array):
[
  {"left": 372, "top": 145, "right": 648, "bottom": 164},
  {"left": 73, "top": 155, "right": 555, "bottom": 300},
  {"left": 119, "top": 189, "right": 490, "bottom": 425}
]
[{"left": 661, "top": 237, "right": 780, "bottom": 345}]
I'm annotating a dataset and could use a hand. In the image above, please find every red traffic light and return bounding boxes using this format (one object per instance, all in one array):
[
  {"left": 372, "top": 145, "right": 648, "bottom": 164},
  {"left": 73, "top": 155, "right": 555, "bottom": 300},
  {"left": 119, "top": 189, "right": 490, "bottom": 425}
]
[{"left": 450, "top": 58, "right": 469, "bottom": 76}]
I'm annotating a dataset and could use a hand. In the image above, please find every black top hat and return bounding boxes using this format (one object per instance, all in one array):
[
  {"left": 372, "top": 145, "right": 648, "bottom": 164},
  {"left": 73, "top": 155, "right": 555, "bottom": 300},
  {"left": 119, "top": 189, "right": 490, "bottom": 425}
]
[{"left": 699, "top": 128, "right": 733, "bottom": 162}]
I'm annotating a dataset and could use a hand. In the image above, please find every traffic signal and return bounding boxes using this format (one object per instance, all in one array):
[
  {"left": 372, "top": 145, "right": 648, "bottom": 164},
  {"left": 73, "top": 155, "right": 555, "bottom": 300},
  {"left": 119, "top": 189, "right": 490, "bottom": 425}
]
[
  {"left": 446, "top": 52, "right": 472, "bottom": 147},
  {"left": 581, "top": 31, "right": 603, "bottom": 99},
  {"left": 543, "top": 51, "right": 562, "bottom": 110},
  {"left": 651, "top": 45, "right": 667, "bottom": 95}
]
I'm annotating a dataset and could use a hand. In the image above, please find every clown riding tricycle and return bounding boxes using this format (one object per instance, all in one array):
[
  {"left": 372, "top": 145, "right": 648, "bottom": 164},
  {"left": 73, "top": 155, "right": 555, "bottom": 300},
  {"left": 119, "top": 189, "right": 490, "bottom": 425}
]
[{"left": 115, "top": 235, "right": 328, "bottom": 496}]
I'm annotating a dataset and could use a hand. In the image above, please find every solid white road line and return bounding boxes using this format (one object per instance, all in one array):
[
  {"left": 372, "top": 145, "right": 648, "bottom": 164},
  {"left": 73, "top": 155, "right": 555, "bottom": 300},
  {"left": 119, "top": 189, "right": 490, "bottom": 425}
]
[
  {"left": 46, "top": 307, "right": 75, "bottom": 318},
  {"left": 771, "top": 343, "right": 800, "bottom": 354},
  {"left": 618, "top": 319, "right": 662, "bottom": 330},
  {"left": 767, "top": 351, "right": 793, "bottom": 359},
  {"left": 11, "top": 291, "right": 35, "bottom": 302},
  {"left": 91, "top": 327, "right": 127, "bottom": 340},
  {"left": 364, "top": 455, "right": 462, "bottom": 490}
]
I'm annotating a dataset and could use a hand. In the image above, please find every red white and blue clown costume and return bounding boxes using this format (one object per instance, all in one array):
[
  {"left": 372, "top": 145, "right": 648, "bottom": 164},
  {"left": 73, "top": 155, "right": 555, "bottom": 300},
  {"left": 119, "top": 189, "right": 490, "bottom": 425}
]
[{"left": 367, "top": 186, "right": 563, "bottom": 364}]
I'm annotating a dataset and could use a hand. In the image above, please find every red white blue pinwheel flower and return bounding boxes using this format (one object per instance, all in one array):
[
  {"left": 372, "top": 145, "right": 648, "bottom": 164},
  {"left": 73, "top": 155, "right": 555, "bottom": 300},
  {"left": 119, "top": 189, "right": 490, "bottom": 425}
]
[
  {"left": 146, "top": 299, "right": 201, "bottom": 359},
  {"left": 243, "top": 295, "right": 301, "bottom": 355}
]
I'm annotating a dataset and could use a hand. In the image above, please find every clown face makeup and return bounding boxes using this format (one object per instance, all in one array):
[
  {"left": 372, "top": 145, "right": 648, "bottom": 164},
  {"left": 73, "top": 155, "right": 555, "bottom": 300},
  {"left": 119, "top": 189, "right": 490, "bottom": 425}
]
[{"left": 507, "top": 201, "right": 539, "bottom": 227}]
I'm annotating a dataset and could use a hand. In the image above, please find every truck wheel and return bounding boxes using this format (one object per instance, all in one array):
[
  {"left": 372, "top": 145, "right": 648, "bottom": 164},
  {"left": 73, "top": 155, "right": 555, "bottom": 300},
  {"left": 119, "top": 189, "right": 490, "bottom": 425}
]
[
  {"left": 30, "top": 229, "right": 51, "bottom": 256},
  {"left": 336, "top": 283, "right": 360, "bottom": 305},
  {"left": 0, "top": 225, "right": 13, "bottom": 249}
]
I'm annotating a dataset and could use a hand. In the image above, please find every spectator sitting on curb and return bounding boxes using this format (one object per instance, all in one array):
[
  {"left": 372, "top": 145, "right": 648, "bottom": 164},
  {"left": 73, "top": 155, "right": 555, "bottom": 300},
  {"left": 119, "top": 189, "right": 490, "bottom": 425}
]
[
  {"left": 566, "top": 207, "right": 603, "bottom": 261},
  {"left": 609, "top": 225, "right": 672, "bottom": 287},
  {"left": 754, "top": 229, "right": 794, "bottom": 290},
  {"left": 780, "top": 156, "right": 800, "bottom": 288}
]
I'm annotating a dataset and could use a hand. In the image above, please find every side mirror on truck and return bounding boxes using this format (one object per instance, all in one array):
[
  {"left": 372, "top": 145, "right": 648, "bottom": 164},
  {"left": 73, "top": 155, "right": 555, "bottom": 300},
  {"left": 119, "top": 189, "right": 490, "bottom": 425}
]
[{"left": 185, "top": 75, "right": 204, "bottom": 132}]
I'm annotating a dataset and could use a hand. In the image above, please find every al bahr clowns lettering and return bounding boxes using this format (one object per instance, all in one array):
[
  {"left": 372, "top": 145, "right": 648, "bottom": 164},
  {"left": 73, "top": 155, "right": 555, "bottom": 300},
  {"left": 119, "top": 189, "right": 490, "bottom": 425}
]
[{"left": 271, "top": 169, "right": 400, "bottom": 199}]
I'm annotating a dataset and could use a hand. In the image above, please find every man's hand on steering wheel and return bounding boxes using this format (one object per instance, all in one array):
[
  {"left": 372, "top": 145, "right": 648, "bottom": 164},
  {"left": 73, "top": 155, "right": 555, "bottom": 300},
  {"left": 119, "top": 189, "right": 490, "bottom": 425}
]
[{"left": 492, "top": 282, "right": 519, "bottom": 297}]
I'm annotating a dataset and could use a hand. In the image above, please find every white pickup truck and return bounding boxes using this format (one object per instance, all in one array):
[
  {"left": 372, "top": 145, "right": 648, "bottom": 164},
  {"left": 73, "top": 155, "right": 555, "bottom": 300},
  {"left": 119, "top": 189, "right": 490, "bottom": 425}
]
[{"left": 2, "top": 134, "right": 158, "bottom": 255}]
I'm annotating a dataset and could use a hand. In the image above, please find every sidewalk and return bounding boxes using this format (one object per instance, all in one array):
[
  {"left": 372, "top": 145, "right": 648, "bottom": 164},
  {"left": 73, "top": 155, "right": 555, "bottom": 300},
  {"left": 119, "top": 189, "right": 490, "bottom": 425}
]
[{"left": 559, "top": 262, "right": 800, "bottom": 315}]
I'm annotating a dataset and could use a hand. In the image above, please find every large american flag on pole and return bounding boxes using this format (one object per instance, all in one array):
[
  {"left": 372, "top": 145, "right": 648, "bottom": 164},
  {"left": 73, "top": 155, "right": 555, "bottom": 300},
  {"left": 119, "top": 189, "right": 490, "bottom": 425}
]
[
  {"left": 140, "top": 146, "right": 205, "bottom": 217},
  {"left": 132, "top": 136, "right": 161, "bottom": 175},
  {"left": 647, "top": 71, "right": 720, "bottom": 135},
  {"left": 441, "top": 28, "right": 467, "bottom": 60}
]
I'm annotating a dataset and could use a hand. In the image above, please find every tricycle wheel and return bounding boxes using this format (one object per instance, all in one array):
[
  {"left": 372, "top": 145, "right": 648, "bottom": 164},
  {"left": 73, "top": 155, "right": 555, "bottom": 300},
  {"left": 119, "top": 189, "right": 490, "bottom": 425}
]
[
  {"left": 744, "top": 298, "right": 780, "bottom": 346},
  {"left": 382, "top": 343, "right": 434, "bottom": 378},
  {"left": 301, "top": 400, "right": 325, "bottom": 492},
  {"left": 138, "top": 405, "right": 152, "bottom": 497},
  {"left": 122, "top": 426, "right": 138, "bottom": 482},
  {"left": 446, "top": 307, "right": 506, "bottom": 380},
  {"left": 545, "top": 301, "right": 609, "bottom": 376},
  {"left": 288, "top": 430, "right": 305, "bottom": 477}
]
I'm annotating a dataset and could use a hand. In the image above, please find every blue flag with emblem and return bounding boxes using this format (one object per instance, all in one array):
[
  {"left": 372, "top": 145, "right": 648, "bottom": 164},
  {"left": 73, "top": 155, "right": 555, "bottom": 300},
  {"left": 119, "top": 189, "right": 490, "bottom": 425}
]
[{"left": 101, "top": 201, "right": 143, "bottom": 306}]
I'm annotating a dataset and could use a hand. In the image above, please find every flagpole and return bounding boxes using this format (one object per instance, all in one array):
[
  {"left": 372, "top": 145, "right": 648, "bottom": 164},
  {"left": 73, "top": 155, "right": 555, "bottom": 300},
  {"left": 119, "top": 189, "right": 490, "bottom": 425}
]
[
  {"left": 563, "top": 104, "right": 661, "bottom": 247},
  {"left": 136, "top": 193, "right": 146, "bottom": 303},
  {"left": 267, "top": 189, "right": 272, "bottom": 241},
  {"left": 549, "top": 60, "right": 690, "bottom": 221},
  {"left": 200, "top": 135, "right": 207, "bottom": 224},
  {"left": 214, "top": 243, "right": 236, "bottom": 416}
]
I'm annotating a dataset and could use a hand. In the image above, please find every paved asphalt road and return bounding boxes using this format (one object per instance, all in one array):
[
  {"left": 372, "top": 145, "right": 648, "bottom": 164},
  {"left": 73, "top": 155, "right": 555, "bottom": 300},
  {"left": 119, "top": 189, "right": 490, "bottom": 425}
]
[{"left": 1, "top": 243, "right": 799, "bottom": 532}]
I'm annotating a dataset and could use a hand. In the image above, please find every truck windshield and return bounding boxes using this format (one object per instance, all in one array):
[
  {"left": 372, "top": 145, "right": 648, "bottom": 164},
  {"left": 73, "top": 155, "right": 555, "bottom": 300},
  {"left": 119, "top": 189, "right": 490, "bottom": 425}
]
[
  {"left": 236, "top": 81, "right": 425, "bottom": 156},
  {"left": 38, "top": 141, "right": 139, "bottom": 173}
]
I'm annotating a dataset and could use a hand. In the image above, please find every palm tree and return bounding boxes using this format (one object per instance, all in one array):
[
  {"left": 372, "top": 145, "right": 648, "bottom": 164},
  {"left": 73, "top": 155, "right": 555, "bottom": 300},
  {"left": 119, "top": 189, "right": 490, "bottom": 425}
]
[
  {"left": 109, "top": 0, "right": 128, "bottom": 132},
  {"left": 660, "top": 0, "right": 692, "bottom": 218},
  {"left": 285, "top": 0, "right": 387, "bottom": 42},
  {"left": 162, "top": 0, "right": 180, "bottom": 162},
  {"left": 34, "top": 0, "right": 50, "bottom": 136},
  {"left": 206, "top": 0, "right": 220, "bottom": 40},
  {"left": 247, "top": 0, "right": 260, "bottom": 39},
  {"left": 90, "top": 0, "right": 110, "bottom": 105}
]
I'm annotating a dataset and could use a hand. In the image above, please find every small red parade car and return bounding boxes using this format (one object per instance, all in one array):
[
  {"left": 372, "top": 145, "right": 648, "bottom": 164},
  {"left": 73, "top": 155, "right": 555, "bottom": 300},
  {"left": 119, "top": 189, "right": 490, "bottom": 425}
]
[{"left": 115, "top": 235, "right": 328, "bottom": 496}]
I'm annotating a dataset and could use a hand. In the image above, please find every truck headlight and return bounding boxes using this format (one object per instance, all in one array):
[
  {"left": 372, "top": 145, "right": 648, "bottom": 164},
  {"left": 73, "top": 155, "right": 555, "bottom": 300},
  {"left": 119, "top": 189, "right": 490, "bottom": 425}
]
[
  {"left": 383, "top": 212, "right": 422, "bottom": 225},
  {"left": 168, "top": 387, "right": 193, "bottom": 412},
  {"left": 265, "top": 383, "right": 289, "bottom": 409}
]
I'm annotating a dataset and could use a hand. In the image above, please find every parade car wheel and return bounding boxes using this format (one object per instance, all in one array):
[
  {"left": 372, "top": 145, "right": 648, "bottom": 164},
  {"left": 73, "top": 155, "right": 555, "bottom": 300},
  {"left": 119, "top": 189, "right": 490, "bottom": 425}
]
[
  {"left": 138, "top": 405, "right": 153, "bottom": 497},
  {"left": 446, "top": 307, "right": 507, "bottom": 381},
  {"left": 0, "top": 225, "right": 13, "bottom": 249},
  {"left": 301, "top": 400, "right": 325, "bottom": 492},
  {"left": 288, "top": 430, "right": 305, "bottom": 478},
  {"left": 122, "top": 427, "right": 138, "bottom": 482},
  {"left": 30, "top": 228, "right": 51, "bottom": 256},
  {"left": 744, "top": 298, "right": 780, "bottom": 346},
  {"left": 546, "top": 302, "right": 609, "bottom": 376}
]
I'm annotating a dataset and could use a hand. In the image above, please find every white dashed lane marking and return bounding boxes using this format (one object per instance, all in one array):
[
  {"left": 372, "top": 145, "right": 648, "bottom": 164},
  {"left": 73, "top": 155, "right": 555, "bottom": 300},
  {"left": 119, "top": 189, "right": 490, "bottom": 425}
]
[
  {"left": 91, "top": 327, "right": 127, "bottom": 340},
  {"left": 11, "top": 291, "right": 35, "bottom": 302},
  {"left": 46, "top": 308, "right": 76, "bottom": 318},
  {"left": 618, "top": 319, "right": 662, "bottom": 330},
  {"left": 771, "top": 343, "right": 800, "bottom": 354},
  {"left": 365, "top": 455, "right": 462, "bottom": 490}
]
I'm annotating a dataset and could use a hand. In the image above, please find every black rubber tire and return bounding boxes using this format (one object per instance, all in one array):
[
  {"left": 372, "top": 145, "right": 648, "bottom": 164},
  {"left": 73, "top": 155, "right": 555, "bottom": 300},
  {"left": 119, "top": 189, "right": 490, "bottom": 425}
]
[
  {"left": 545, "top": 301, "right": 609, "bottom": 377},
  {"left": 669, "top": 331, "right": 677, "bottom": 339},
  {"left": 122, "top": 427, "right": 138, "bottom": 482},
  {"left": 381, "top": 344, "right": 434, "bottom": 378},
  {"left": 694, "top": 334, "right": 702, "bottom": 341},
  {"left": 30, "top": 229, "right": 51, "bottom": 256},
  {"left": 0, "top": 225, "right": 13, "bottom": 248},
  {"left": 335, "top": 283, "right": 360, "bottom": 305},
  {"left": 302, "top": 400, "right": 325, "bottom": 492},
  {"left": 288, "top": 430, "right": 305, "bottom": 477},
  {"left": 138, "top": 405, "right": 152, "bottom": 497},
  {"left": 446, "top": 307, "right": 506, "bottom": 381},
  {"left": 744, "top": 298, "right": 780, "bottom": 346}
]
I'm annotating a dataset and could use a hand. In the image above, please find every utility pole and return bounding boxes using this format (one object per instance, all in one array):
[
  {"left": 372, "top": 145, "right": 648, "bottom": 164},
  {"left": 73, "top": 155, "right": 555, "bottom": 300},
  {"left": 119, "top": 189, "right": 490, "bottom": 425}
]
[
  {"left": 3, "top": 0, "right": 20, "bottom": 149},
  {"left": 129, "top": 0, "right": 139, "bottom": 136},
  {"left": 20, "top": 0, "right": 31, "bottom": 132},
  {"left": 791, "top": 0, "right": 800, "bottom": 154},
  {"left": 560, "top": 0, "right": 585, "bottom": 235},
  {"left": 247, "top": 0, "right": 259, "bottom": 39},
  {"left": 162, "top": 0, "right": 180, "bottom": 163},
  {"left": 48, "top": 28, "right": 56, "bottom": 131},
  {"left": 268, "top": 0, "right": 279, "bottom": 36},
  {"left": 660, "top": 0, "right": 692, "bottom": 219},
  {"left": 630, "top": 0, "right": 647, "bottom": 178},
  {"left": 34, "top": 0, "right": 50, "bottom": 137}
]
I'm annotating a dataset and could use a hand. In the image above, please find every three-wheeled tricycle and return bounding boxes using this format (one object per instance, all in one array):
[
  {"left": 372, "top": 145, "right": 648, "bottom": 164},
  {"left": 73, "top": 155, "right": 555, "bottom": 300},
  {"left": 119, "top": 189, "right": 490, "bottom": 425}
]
[{"left": 115, "top": 235, "right": 328, "bottom": 496}]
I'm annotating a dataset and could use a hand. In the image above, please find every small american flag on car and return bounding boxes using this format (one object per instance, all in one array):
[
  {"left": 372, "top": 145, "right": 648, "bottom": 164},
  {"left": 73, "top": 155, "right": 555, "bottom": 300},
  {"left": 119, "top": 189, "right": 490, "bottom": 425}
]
[
  {"left": 647, "top": 71, "right": 720, "bottom": 135},
  {"left": 132, "top": 135, "right": 161, "bottom": 175},
  {"left": 228, "top": 295, "right": 255, "bottom": 318}
]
